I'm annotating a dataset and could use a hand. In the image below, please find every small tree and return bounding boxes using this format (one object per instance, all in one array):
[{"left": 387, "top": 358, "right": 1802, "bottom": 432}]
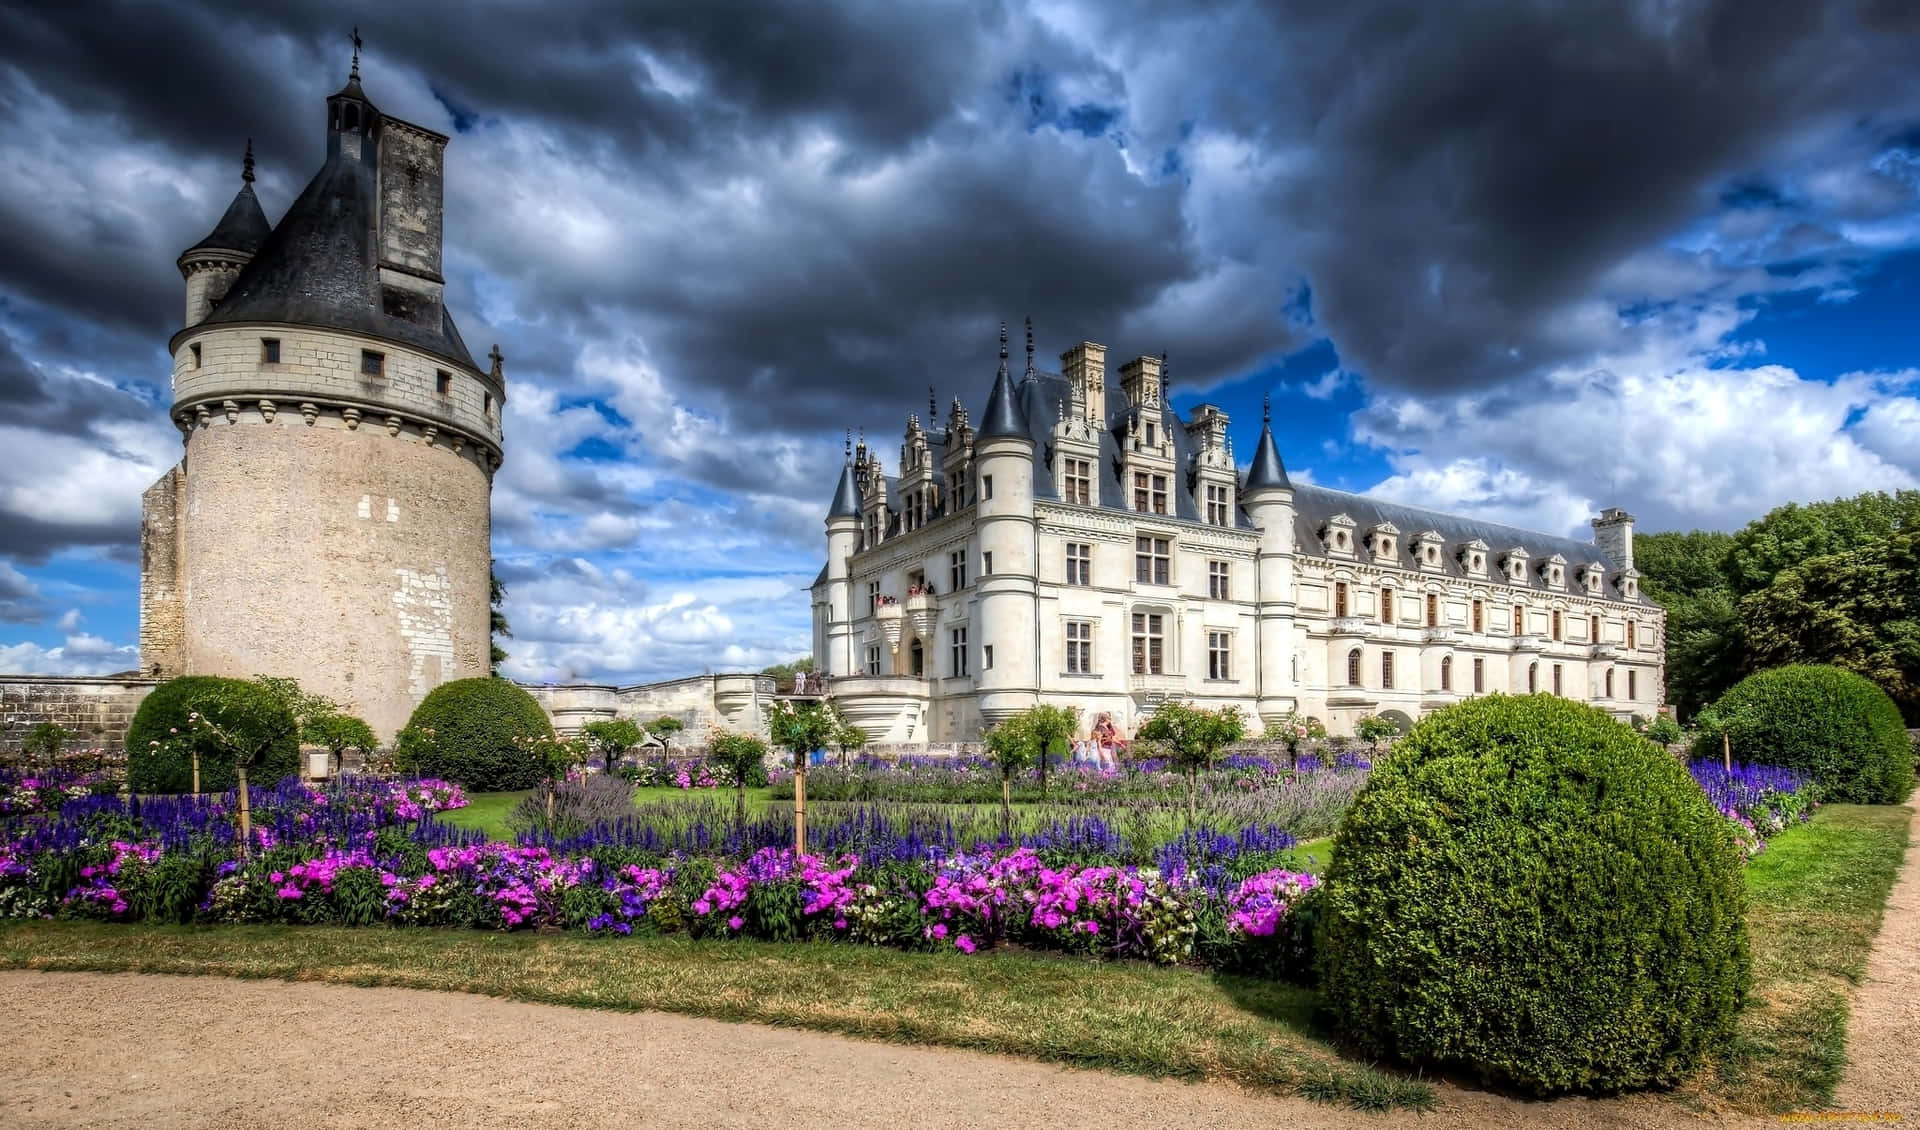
[
  {"left": 1137, "top": 702, "right": 1246, "bottom": 824},
  {"left": 1262, "top": 710, "right": 1326, "bottom": 769},
  {"left": 580, "top": 719, "right": 644, "bottom": 773},
  {"left": 305, "top": 711, "right": 378, "bottom": 777},
  {"left": 1018, "top": 704, "right": 1079, "bottom": 797},
  {"left": 707, "top": 732, "right": 768, "bottom": 826},
  {"left": 1354, "top": 713, "right": 1403, "bottom": 750},
  {"left": 646, "top": 716, "right": 686, "bottom": 751},
  {"left": 769, "top": 700, "right": 841, "bottom": 853},
  {"left": 518, "top": 732, "right": 590, "bottom": 825},
  {"left": 22, "top": 722, "right": 69, "bottom": 767},
  {"left": 179, "top": 683, "right": 301, "bottom": 858},
  {"left": 983, "top": 714, "right": 1040, "bottom": 835},
  {"left": 833, "top": 717, "right": 869, "bottom": 766}
]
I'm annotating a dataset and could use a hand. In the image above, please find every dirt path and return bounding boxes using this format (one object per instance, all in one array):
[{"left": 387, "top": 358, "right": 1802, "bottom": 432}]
[
  {"left": 0, "top": 971, "right": 1766, "bottom": 1130},
  {"left": 1834, "top": 806, "right": 1920, "bottom": 1115}
]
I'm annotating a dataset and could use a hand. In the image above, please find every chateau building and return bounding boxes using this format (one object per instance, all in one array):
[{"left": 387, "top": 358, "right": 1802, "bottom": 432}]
[
  {"left": 139, "top": 52, "right": 503, "bottom": 739},
  {"left": 810, "top": 323, "right": 1663, "bottom": 742}
]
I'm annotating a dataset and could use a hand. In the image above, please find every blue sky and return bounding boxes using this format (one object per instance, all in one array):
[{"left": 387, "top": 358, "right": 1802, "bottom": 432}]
[{"left": 1, "top": 1, "right": 1917, "bottom": 682}]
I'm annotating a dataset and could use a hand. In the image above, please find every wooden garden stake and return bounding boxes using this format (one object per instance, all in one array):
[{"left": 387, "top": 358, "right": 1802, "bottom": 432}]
[
  {"left": 794, "top": 755, "right": 807, "bottom": 856},
  {"left": 1723, "top": 732, "right": 1732, "bottom": 773},
  {"left": 235, "top": 765, "right": 252, "bottom": 860},
  {"left": 192, "top": 749, "right": 200, "bottom": 794}
]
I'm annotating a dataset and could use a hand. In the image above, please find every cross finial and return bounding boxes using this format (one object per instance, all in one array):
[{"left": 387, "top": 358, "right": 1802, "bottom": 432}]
[
  {"left": 488, "top": 343, "right": 504, "bottom": 379},
  {"left": 929, "top": 386, "right": 937, "bottom": 421},
  {"left": 1160, "top": 350, "right": 1169, "bottom": 397},
  {"left": 1262, "top": 393, "right": 1271, "bottom": 425},
  {"left": 351, "top": 27, "right": 363, "bottom": 78},
  {"left": 1025, "top": 315, "right": 1034, "bottom": 375},
  {"left": 997, "top": 320, "right": 1008, "bottom": 377},
  {"left": 845, "top": 429, "right": 853, "bottom": 463},
  {"left": 242, "top": 138, "right": 255, "bottom": 184}
]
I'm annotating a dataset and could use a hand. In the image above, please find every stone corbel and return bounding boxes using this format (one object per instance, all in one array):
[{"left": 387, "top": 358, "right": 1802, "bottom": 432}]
[
  {"left": 342, "top": 408, "right": 362, "bottom": 430},
  {"left": 258, "top": 399, "right": 276, "bottom": 423},
  {"left": 451, "top": 435, "right": 466, "bottom": 455},
  {"left": 421, "top": 425, "right": 438, "bottom": 446},
  {"left": 195, "top": 406, "right": 211, "bottom": 429},
  {"left": 300, "top": 403, "right": 318, "bottom": 426},
  {"left": 385, "top": 415, "right": 403, "bottom": 437},
  {"left": 222, "top": 399, "right": 240, "bottom": 424}
]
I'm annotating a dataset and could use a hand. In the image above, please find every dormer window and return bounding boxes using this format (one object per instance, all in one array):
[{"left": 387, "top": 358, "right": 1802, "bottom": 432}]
[
  {"left": 1368, "top": 522, "right": 1400, "bottom": 562},
  {"left": 1504, "top": 548, "right": 1530, "bottom": 585},
  {"left": 1543, "top": 554, "right": 1567, "bottom": 589},
  {"left": 1323, "top": 514, "right": 1358, "bottom": 554},
  {"left": 1583, "top": 564, "right": 1604, "bottom": 594},
  {"left": 1460, "top": 538, "right": 1490, "bottom": 577}
]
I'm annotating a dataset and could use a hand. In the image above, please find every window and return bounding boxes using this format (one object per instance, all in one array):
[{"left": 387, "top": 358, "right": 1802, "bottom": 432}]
[
  {"left": 1627, "top": 619, "right": 1637, "bottom": 649},
  {"left": 865, "top": 645, "right": 881, "bottom": 676},
  {"left": 950, "top": 551, "right": 967, "bottom": 591},
  {"left": 1066, "top": 543, "right": 1091, "bottom": 586},
  {"left": 1605, "top": 668, "right": 1615, "bottom": 698},
  {"left": 950, "top": 627, "right": 969, "bottom": 677},
  {"left": 1426, "top": 593, "right": 1439, "bottom": 627},
  {"left": 1472, "top": 599, "right": 1484, "bottom": 632},
  {"left": 1144, "top": 422, "right": 1157, "bottom": 447},
  {"left": 189, "top": 343, "right": 202, "bottom": 369},
  {"left": 1334, "top": 582, "right": 1349, "bottom": 618},
  {"left": 436, "top": 369, "right": 452, "bottom": 395},
  {"left": 910, "top": 639, "right": 924, "bottom": 677},
  {"left": 1380, "top": 588, "right": 1395, "bottom": 624},
  {"left": 981, "top": 475, "right": 994, "bottom": 501},
  {"left": 1590, "top": 614, "right": 1600, "bottom": 642},
  {"left": 1425, "top": 544, "right": 1438, "bottom": 565},
  {"left": 1553, "top": 664, "right": 1564, "bottom": 696},
  {"left": 1441, "top": 655, "right": 1453, "bottom": 691},
  {"left": 361, "top": 349, "right": 384, "bottom": 377},
  {"left": 1473, "top": 657, "right": 1485, "bottom": 693},
  {"left": 1208, "top": 631, "right": 1232, "bottom": 680},
  {"left": 1382, "top": 650, "right": 1395, "bottom": 689},
  {"left": 483, "top": 391, "right": 494, "bottom": 422},
  {"left": 1551, "top": 610, "right": 1563, "bottom": 641},
  {"left": 982, "top": 551, "right": 993, "bottom": 576},
  {"left": 261, "top": 338, "right": 280, "bottom": 364},
  {"left": 1513, "top": 606, "right": 1526, "bottom": 635},
  {"left": 1347, "top": 648, "right": 1363, "bottom": 687},
  {"left": 866, "top": 581, "right": 880, "bottom": 616},
  {"left": 1208, "top": 560, "right": 1230, "bottom": 600},
  {"left": 1628, "top": 670, "right": 1639, "bottom": 700},
  {"left": 1528, "top": 662, "right": 1538, "bottom": 693},
  {"left": 983, "top": 644, "right": 993, "bottom": 670},
  {"left": 1064, "top": 458, "right": 1092, "bottom": 505},
  {"left": 865, "top": 513, "right": 879, "bottom": 549},
  {"left": 1134, "top": 535, "right": 1170, "bottom": 585},
  {"left": 1132, "top": 472, "right": 1168, "bottom": 514},
  {"left": 1205, "top": 483, "right": 1230, "bottom": 526},
  {"left": 1131, "top": 612, "right": 1165, "bottom": 674},
  {"left": 1066, "top": 621, "right": 1092, "bottom": 674}
]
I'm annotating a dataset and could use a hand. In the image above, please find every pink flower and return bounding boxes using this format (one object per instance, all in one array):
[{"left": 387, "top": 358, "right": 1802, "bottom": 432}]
[
  {"left": 954, "top": 935, "right": 976, "bottom": 954},
  {"left": 726, "top": 916, "right": 744, "bottom": 931}
]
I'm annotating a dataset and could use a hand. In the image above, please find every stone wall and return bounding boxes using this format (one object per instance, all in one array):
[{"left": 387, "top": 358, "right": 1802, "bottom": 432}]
[
  {"left": 138, "top": 464, "right": 186, "bottom": 678},
  {"left": 0, "top": 676, "right": 160, "bottom": 753},
  {"left": 521, "top": 674, "right": 776, "bottom": 741}
]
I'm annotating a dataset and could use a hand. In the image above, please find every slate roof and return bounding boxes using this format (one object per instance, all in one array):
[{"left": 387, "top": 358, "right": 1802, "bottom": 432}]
[
  {"left": 1243, "top": 419, "right": 1290, "bottom": 492},
  {"left": 191, "top": 83, "right": 478, "bottom": 370},
  {"left": 827, "top": 460, "right": 862, "bottom": 518},
  {"left": 182, "top": 180, "right": 271, "bottom": 259}
]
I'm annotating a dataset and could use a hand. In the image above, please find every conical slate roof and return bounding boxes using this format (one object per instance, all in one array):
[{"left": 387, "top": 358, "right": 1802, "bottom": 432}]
[
  {"left": 976, "top": 322, "right": 1030, "bottom": 440},
  {"left": 1243, "top": 400, "right": 1291, "bottom": 492},
  {"left": 828, "top": 460, "right": 862, "bottom": 518},
  {"left": 183, "top": 180, "right": 271, "bottom": 259}
]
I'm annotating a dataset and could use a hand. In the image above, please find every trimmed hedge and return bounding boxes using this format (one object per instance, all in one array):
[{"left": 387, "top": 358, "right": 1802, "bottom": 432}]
[
  {"left": 1320, "top": 694, "right": 1750, "bottom": 1094},
  {"left": 126, "top": 676, "right": 301, "bottom": 794},
  {"left": 1694, "top": 664, "right": 1911, "bottom": 804},
  {"left": 396, "top": 678, "right": 553, "bottom": 791}
]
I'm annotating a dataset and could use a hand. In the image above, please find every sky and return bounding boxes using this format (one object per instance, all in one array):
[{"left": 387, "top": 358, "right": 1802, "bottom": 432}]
[{"left": 2, "top": 0, "right": 1919, "bottom": 685}]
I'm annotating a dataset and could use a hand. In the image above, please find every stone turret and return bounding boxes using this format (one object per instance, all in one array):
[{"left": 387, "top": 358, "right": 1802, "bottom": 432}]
[
  {"left": 177, "top": 142, "right": 271, "bottom": 327},
  {"left": 973, "top": 322, "right": 1038, "bottom": 726},
  {"left": 821, "top": 434, "right": 863, "bottom": 679},
  {"left": 1240, "top": 396, "right": 1299, "bottom": 728}
]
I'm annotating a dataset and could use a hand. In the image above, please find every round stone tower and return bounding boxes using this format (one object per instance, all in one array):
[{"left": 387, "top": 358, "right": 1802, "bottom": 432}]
[{"left": 147, "top": 55, "right": 503, "bottom": 740}]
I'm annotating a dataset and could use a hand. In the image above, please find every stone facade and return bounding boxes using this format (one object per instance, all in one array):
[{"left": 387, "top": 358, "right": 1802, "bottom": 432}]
[
  {"left": 811, "top": 334, "right": 1666, "bottom": 744},
  {"left": 521, "top": 674, "right": 777, "bottom": 743},
  {"left": 0, "top": 676, "right": 159, "bottom": 754}
]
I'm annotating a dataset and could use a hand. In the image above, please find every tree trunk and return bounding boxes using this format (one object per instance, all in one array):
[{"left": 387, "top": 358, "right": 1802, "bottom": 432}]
[
  {"left": 235, "top": 765, "right": 252, "bottom": 860},
  {"left": 545, "top": 782, "right": 555, "bottom": 826},
  {"left": 1001, "top": 775, "right": 1012, "bottom": 839},
  {"left": 191, "top": 749, "right": 201, "bottom": 795},
  {"left": 1039, "top": 745, "right": 1048, "bottom": 799},
  {"left": 736, "top": 781, "right": 747, "bottom": 828},
  {"left": 1185, "top": 767, "right": 1197, "bottom": 828},
  {"left": 794, "top": 760, "right": 807, "bottom": 856}
]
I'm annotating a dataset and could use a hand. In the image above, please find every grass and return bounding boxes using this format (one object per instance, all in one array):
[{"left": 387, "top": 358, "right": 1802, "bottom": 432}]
[
  {"left": 1683, "top": 802, "right": 1912, "bottom": 1113},
  {"left": 440, "top": 787, "right": 780, "bottom": 837},
  {"left": 0, "top": 920, "right": 1433, "bottom": 1111}
]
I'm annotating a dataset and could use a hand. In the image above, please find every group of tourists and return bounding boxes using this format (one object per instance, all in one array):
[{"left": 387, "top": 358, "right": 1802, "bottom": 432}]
[{"left": 1069, "top": 712, "right": 1125, "bottom": 770}]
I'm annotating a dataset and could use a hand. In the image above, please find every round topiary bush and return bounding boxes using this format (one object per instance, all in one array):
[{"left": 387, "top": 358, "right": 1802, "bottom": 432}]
[
  {"left": 396, "top": 677, "right": 554, "bottom": 791},
  {"left": 1320, "top": 694, "right": 1750, "bottom": 1094},
  {"left": 126, "top": 676, "right": 301, "bottom": 794},
  {"left": 1694, "top": 664, "right": 1911, "bottom": 804}
]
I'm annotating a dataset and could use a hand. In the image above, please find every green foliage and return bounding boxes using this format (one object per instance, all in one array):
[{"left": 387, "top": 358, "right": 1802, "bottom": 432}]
[
  {"left": 21, "top": 722, "right": 69, "bottom": 760},
  {"left": 833, "top": 719, "right": 869, "bottom": 760},
  {"left": 395, "top": 677, "right": 554, "bottom": 791},
  {"left": 1694, "top": 665, "right": 1912, "bottom": 804},
  {"left": 1262, "top": 711, "right": 1326, "bottom": 749},
  {"left": 768, "top": 701, "right": 839, "bottom": 760},
  {"left": 646, "top": 716, "right": 686, "bottom": 748},
  {"left": 706, "top": 733, "right": 770, "bottom": 789},
  {"left": 489, "top": 563, "right": 511, "bottom": 676},
  {"left": 1643, "top": 714, "right": 1685, "bottom": 745},
  {"left": 1722, "top": 489, "right": 1920, "bottom": 596},
  {"left": 759, "top": 657, "right": 816, "bottom": 682},
  {"left": 982, "top": 714, "right": 1040, "bottom": 779},
  {"left": 1740, "top": 532, "right": 1920, "bottom": 723},
  {"left": 1352, "top": 713, "right": 1402, "bottom": 747},
  {"left": 1636, "top": 530, "right": 1745, "bottom": 720},
  {"left": 580, "top": 719, "right": 644, "bottom": 771},
  {"left": 1136, "top": 702, "right": 1246, "bottom": 774},
  {"left": 1321, "top": 694, "right": 1750, "bottom": 1094},
  {"left": 127, "top": 676, "right": 302, "bottom": 793}
]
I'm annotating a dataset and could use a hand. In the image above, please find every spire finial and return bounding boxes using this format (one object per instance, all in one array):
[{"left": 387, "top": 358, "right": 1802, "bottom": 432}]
[
  {"left": 929, "top": 386, "right": 937, "bottom": 421},
  {"left": 351, "top": 27, "right": 363, "bottom": 78},
  {"left": 242, "top": 138, "right": 255, "bottom": 184},
  {"left": 1025, "top": 315, "right": 1034, "bottom": 375},
  {"left": 845, "top": 429, "right": 853, "bottom": 463},
  {"left": 1160, "top": 349, "right": 1169, "bottom": 398},
  {"left": 997, "top": 320, "right": 1009, "bottom": 377},
  {"left": 1262, "top": 393, "right": 1271, "bottom": 425},
  {"left": 488, "top": 344, "right": 504, "bottom": 380}
]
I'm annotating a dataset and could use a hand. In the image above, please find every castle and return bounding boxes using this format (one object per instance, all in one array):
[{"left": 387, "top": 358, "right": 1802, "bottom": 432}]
[
  {"left": 810, "top": 323, "right": 1664, "bottom": 742},
  {"left": 137, "top": 53, "right": 503, "bottom": 740}
]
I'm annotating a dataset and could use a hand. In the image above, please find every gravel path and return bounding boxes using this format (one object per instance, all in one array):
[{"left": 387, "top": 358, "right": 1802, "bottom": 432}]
[
  {"left": 1834, "top": 806, "right": 1919, "bottom": 1116},
  {"left": 0, "top": 971, "right": 1769, "bottom": 1129}
]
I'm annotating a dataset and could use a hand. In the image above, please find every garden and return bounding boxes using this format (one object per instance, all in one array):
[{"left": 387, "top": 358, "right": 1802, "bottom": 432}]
[{"left": 0, "top": 663, "right": 1912, "bottom": 1114}]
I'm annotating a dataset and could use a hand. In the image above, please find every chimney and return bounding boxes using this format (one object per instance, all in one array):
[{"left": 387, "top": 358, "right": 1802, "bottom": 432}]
[
  {"left": 1059, "top": 342, "right": 1107, "bottom": 424},
  {"left": 1591, "top": 507, "right": 1634, "bottom": 571},
  {"left": 375, "top": 118, "right": 448, "bottom": 329}
]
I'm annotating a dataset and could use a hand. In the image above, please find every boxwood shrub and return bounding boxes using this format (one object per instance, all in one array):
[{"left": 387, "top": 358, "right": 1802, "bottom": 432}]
[
  {"left": 396, "top": 677, "right": 553, "bottom": 791},
  {"left": 1320, "top": 694, "right": 1750, "bottom": 1094},
  {"left": 1694, "top": 664, "right": 1911, "bottom": 804},
  {"left": 126, "top": 675, "right": 301, "bottom": 794}
]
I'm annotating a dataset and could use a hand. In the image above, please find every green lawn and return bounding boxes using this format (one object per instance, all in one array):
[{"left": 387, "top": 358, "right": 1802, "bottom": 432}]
[
  {"left": 439, "top": 787, "right": 780, "bottom": 837},
  {"left": 1685, "top": 802, "right": 1912, "bottom": 1112}
]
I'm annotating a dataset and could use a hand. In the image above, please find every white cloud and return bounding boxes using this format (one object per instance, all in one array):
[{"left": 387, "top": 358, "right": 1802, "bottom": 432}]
[{"left": 0, "top": 635, "right": 138, "bottom": 677}]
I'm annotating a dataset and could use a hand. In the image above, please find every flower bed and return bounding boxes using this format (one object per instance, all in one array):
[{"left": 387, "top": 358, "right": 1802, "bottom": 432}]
[
  {"left": 1687, "top": 760, "right": 1819, "bottom": 858},
  {"left": 0, "top": 772, "right": 1317, "bottom": 970}
]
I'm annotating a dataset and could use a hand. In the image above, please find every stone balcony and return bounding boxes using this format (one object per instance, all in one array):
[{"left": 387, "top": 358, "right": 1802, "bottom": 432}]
[
  {"left": 1422, "top": 626, "right": 1456, "bottom": 644},
  {"left": 1129, "top": 673, "right": 1186, "bottom": 702},
  {"left": 1511, "top": 634, "right": 1548, "bottom": 653},
  {"left": 1329, "top": 616, "right": 1370, "bottom": 637},
  {"left": 1590, "top": 642, "right": 1618, "bottom": 659}
]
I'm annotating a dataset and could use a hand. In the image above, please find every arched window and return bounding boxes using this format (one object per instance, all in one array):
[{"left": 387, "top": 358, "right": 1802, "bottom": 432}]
[
  {"left": 1347, "top": 648, "right": 1363, "bottom": 687},
  {"left": 909, "top": 638, "right": 924, "bottom": 678},
  {"left": 1527, "top": 662, "right": 1538, "bottom": 693},
  {"left": 1440, "top": 655, "right": 1453, "bottom": 691},
  {"left": 1604, "top": 668, "right": 1615, "bottom": 698}
]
